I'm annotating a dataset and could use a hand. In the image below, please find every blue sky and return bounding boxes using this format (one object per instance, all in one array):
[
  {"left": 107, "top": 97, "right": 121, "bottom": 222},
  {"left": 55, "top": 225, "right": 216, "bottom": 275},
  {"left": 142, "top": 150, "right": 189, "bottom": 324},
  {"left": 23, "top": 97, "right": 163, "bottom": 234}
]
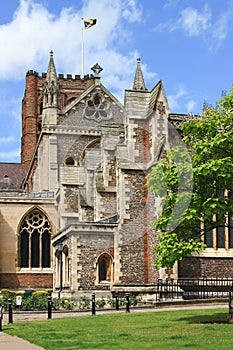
[{"left": 1, "top": 0, "right": 233, "bottom": 162}]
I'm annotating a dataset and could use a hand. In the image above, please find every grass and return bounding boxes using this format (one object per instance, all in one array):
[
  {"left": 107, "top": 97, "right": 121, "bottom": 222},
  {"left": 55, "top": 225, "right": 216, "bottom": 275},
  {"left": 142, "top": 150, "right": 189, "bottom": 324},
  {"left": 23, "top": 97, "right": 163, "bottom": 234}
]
[{"left": 3, "top": 308, "right": 233, "bottom": 349}]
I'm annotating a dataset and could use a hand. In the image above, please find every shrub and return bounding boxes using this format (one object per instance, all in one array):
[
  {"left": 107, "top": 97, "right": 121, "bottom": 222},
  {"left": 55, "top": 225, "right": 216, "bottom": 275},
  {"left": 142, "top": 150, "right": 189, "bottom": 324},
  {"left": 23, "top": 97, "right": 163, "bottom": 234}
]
[
  {"left": 96, "top": 297, "right": 106, "bottom": 308},
  {"left": 107, "top": 296, "right": 115, "bottom": 307},
  {"left": 20, "top": 295, "right": 48, "bottom": 311},
  {"left": 59, "top": 298, "right": 76, "bottom": 310},
  {"left": 130, "top": 295, "right": 138, "bottom": 306},
  {"left": 77, "top": 296, "right": 90, "bottom": 310},
  {"left": 0, "top": 289, "right": 52, "bottom": 311},
  {"left": 0, "top": 290, "right": 17, "bottom": 309}
]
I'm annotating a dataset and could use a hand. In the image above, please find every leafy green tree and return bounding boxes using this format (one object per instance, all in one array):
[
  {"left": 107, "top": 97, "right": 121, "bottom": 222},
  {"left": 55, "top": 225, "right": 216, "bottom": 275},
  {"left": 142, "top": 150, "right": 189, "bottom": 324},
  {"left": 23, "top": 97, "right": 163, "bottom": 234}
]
[{"left": 147, "top": 88, "right": 233, "bottom": 268}]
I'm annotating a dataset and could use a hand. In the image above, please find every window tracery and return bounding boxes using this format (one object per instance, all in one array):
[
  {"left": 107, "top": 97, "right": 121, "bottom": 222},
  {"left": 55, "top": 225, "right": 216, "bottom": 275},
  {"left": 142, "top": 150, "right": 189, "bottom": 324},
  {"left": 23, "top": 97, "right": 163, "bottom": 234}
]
[
  {"left": 19, "top": 210, "right": 51, "bottom": 269},
  {"left": 84, "top": 94, "right": 111, "bottom": 121}
]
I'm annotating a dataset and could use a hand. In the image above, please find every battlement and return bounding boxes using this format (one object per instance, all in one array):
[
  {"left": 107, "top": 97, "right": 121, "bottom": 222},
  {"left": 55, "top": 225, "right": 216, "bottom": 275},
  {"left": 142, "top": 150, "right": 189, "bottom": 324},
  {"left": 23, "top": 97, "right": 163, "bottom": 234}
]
[
  {"left": 26, "top": 70, "right": 39, "bottom": 77},
  {"left": 39, "top": 73, "right": 95, "bottom": 80}
]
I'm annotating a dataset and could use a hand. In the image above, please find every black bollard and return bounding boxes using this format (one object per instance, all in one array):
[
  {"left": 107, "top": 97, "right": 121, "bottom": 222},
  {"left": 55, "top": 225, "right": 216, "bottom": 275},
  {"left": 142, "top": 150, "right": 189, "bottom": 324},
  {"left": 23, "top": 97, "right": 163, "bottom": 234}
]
[
  {"left": 115, "top": 293, "right": 119, "bottom": 311},
  {"left": 8, "top": 298, "right": 13, "bottom": 324},
  {"left": 125, "top": 293, "right": 130, "bottom": 313},
  {"left": 228, "top": 286, "right": 233, "bottom": 324},
  {"left": 92, "top": 293, "right": 96, "bottom": 316},
  {"left": 48, "top": 295, "right": 52, "bottom": 319},
  {"left": 0, "top": 302, "right": 3, "bottom": 331}
]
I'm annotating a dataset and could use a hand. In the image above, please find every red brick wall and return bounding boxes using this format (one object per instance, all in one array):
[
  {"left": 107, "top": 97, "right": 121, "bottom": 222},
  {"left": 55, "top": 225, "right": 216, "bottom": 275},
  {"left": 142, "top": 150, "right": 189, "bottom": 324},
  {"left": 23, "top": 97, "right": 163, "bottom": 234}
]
[
  {"left": 0, "top": 273, "right": 53, "bottom": 289},
  {"left": 21, "top": 71, "right": 40, "bottom": 176},
  {"left": 179, "top": 257, "right": 233, "bottom": 278}
]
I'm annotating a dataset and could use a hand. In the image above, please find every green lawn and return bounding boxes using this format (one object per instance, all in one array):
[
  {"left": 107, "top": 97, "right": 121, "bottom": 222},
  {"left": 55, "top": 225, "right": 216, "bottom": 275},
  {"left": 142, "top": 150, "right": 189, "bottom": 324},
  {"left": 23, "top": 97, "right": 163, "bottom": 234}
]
[{"left": 3, "top": 308, "right": 232, "bottom": 349}]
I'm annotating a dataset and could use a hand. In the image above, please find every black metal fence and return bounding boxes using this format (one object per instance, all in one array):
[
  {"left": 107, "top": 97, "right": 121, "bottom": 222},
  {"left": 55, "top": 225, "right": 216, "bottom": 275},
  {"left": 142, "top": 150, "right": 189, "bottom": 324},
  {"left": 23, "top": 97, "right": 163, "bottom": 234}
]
[{"left": 156, "top": 278, "right": 233, "bottom": 300}]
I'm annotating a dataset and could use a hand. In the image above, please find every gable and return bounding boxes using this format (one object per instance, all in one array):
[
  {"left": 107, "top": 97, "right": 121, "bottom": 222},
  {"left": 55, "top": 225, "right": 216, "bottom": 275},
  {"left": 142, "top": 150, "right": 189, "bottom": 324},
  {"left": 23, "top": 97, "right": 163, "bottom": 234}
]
[
  {"left": 149, "top": 80, "right": 170, "bottom": 115},
  {"left": 58, "top": 83, "right": 124, "bottom": 129}
]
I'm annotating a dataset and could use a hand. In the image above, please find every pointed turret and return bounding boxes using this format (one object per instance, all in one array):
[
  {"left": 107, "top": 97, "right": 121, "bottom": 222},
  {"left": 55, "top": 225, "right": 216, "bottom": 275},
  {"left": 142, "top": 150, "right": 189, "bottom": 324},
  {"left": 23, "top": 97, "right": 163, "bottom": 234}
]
[
  {"left": 42, "top": 51, "right": 59, "bottom": 125},
  {"left": 43, "top": 51, "right": 59, "bottom": 110},
  {"left": 46, "top": 50, "right": 58, "bottom": 85},
  {"left": 132, "top": 58, "right": 147, "bottom": 90}
]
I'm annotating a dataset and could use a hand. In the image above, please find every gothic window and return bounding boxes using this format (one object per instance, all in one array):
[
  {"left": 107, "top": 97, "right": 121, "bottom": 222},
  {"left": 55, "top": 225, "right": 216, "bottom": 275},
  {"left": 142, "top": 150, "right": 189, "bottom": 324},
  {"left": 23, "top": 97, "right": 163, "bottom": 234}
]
[
  {"left": 202, "top": 190, "right": 233, "bottom": 250},
  {"left": 216, "top": 216, "right": 225, "bottom": 248},
  {"left": 203, "top": 202, "right": 233, "bottom": 250},
  {"left": 84, "top": 94, "right": 111, "bottom": 121},
  {"left": 98, "top": 253, "right": 113, "bottom": 283},
  {"left": 19, "top": 210, "right": 51, "bottom": 269},
  {"left": 55, "top": 249, "right": 60, "bottom": 286},
  {"left": 100, "top": 258, "right": 107, "bottom": 281},
  {"left": 204, "top": 230, "right": 213, "bottom": 248},
  {"left": 55, "top": 244, "right": 70, "bottom": 287},
  {"left": 63, "top": 245, "right": 69, "bottom": 285}
]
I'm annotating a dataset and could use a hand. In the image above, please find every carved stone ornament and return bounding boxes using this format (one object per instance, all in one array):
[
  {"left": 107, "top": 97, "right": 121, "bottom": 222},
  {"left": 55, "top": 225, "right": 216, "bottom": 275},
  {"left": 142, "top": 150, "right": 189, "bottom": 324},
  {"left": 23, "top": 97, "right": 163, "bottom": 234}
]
[{"left": 84, "top": 94, "right": 112, "bottom": 122}]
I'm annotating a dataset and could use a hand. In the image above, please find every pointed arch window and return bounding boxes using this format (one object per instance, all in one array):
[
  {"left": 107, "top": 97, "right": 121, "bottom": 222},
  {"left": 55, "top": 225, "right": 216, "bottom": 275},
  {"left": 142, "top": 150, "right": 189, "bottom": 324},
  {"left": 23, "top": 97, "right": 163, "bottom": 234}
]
[
  {"left": 63, "top": 245, "right": 69, "bottom": 285},
  {"left": 97, "top": 253, "right": 113, "bottom": 283},
  {"left": 55, "top": 244, "right": 70, "bottom": 288},
  {"left": 19, "top": 209, "right": 51, "bottom": 269}
]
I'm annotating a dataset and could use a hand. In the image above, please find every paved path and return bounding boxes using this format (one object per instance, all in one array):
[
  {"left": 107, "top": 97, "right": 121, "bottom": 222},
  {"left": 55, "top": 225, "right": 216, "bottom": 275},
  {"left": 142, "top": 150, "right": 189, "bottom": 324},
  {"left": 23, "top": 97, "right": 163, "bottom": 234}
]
[
  {"left": 0, "top": 302, "right": 228, "bottom": 350},
  {"left": 0, "top": 332, "right": 44, "bottom": 350}
]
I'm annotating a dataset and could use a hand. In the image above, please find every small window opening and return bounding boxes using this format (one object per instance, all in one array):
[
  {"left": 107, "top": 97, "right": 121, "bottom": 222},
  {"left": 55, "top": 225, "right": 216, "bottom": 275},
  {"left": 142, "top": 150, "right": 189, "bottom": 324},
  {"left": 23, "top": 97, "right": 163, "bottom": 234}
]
[
  {"left": 65, "top": 157, "right": 75, "bottom": 166},
  {"left": 39, "top": 102, "right": 43, "bottom": 115},
  {"left": 94, "top": 98, "right": 100, "bottom": 106},
  {"left": 3, "top": 175, "right": 10, "bottom": 184}
]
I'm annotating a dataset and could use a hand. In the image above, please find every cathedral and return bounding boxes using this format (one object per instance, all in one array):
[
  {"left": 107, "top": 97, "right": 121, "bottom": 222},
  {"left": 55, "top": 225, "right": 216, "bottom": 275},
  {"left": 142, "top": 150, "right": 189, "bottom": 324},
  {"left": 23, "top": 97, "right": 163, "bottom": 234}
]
[{"left": 0, "top": 52, "right": 233, "bottom": 297}]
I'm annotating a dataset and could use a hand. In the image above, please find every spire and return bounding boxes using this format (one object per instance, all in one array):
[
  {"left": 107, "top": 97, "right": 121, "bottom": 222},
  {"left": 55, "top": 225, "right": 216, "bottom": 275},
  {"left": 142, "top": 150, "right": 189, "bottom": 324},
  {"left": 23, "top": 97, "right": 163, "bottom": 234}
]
[
  {"left": 46, "top": 50, "right": 58, "bottom": 84},
  {"left": 133, "top": 58, "right": 147, "bottom": 90},
  {"left": 43, "top": 51, "right": 59, "bottom": 114}
]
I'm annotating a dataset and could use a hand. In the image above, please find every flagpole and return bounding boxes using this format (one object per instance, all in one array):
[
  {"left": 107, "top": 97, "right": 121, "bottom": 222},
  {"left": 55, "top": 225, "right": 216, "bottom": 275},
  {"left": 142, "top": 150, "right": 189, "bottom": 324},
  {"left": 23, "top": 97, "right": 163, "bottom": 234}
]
[
  {"left": 81, "top": 18, "right": 84, "bottom": 78},
  {"left": 81, "top": 18, "right": 96, "bottom": 78}
]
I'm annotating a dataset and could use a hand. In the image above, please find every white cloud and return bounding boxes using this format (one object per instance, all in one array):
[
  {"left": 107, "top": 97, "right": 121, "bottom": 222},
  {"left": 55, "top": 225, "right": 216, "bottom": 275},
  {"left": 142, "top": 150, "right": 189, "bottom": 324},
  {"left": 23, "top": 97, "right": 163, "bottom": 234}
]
[
  {"left": 154, "top": 5, "right": 212, "bottom": 37},
  {"left": 178, "top": 5, "right": 211, "bottom": 37},
  {"left": 0, "top": 136, "right": 16, "bottom": 144},
  {"left": 155, "top": 3, "right": 233, "bottom": 51},
  {"left": 163, "top": 0, "right": 181, "bottom": 9},
  {"left": 122, "top": 0, "right": 142, "bottom": 23},
  {"left": 186, "top": 100, "right": 196, "bottom": 113},
  {"left": 0, "top": 149, "right": 21, "bottom": 161},
  {"left": 167, "top": 86, "right": 198, "bottom": 113},
  {"left": 153, "top": 20, "right": 177, "bottom": 33},
  {"left": 0, "top": 0, "right": 146, "bottom": 83},
  {"left": 167, "top": 85, "right": 187, "bottom": 111},
  {"left": 212, "top": 7, "right": 233, "bottom": 41}
]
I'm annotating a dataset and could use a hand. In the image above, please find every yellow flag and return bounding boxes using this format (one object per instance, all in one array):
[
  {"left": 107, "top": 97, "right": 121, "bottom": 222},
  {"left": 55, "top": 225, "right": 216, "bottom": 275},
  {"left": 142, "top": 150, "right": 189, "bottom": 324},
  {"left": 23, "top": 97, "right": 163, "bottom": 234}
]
[{"left": 84, "top": 18, "right": 97, "bottom": 30}]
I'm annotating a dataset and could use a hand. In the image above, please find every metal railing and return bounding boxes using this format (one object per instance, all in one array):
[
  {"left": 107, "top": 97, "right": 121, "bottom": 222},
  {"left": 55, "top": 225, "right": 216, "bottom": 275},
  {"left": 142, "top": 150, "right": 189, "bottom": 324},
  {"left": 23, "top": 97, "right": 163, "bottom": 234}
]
[{"left": 156, "top": 278, "right": 233, "bottom": 300}]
